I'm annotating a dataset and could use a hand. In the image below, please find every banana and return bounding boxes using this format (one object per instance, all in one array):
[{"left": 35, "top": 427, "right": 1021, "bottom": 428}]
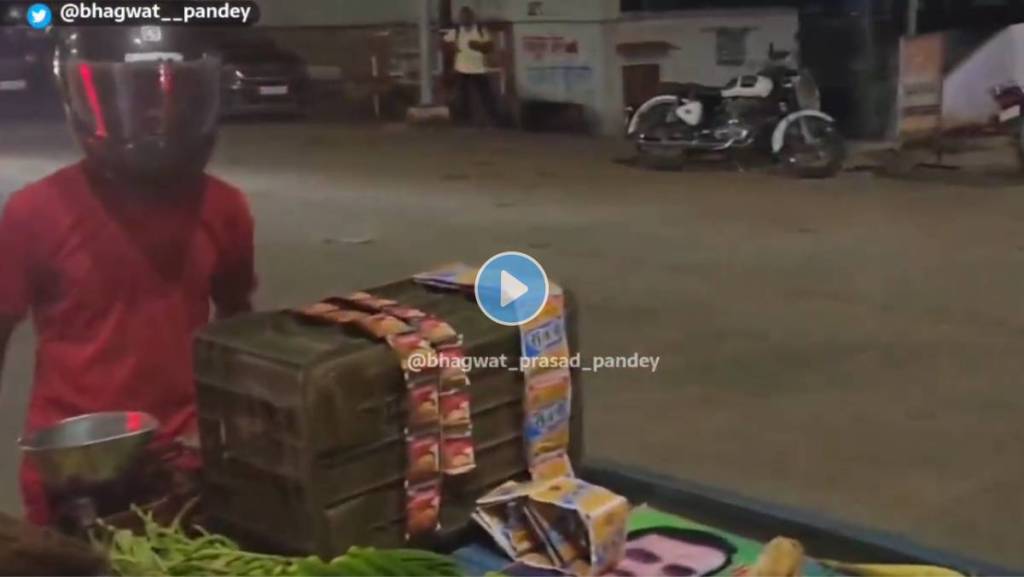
[{"left": 821, "top": 561, "right": 965, "bottom": 577}]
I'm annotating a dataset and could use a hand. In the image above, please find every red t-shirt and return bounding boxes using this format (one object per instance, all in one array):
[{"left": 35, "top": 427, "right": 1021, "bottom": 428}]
[{"left": 0, "top": 162, "right": 256, "bottom": 523}]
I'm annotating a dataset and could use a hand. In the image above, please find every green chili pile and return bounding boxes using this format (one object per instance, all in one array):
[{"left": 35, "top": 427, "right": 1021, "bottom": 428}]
[{"left": 94, "top": 506, "right": 463, "bottom": 577}]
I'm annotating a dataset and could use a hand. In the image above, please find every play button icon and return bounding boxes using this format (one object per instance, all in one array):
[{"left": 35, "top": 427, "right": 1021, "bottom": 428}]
[
  {"left": 475, "top": 252, "right": 550, "bottom": 326},
  {"left": 500, "top": 271, "right": 529, "bottom": 307}
]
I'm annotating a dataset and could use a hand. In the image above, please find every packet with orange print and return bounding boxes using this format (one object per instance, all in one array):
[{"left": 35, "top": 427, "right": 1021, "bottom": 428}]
[
  {"left": 357, "top": 313, "right": 412, "bottom": 339},
  {"left": 406, "top": 433, "right": 441, "bottom": 483},
  {"left": 387, "top": 333, "right": 436, "bottom": 375},
  {"left": 419, "top": 317, "right": 461, "bottom": 346},
  {"left": 406, "top": 480, "right": 442, "bottom": 537},
  {"left": 294, "top": 301, "right": 339, "bottom": 319},
  {"left": 439, "top": 389, "right": 471, "bottom": 426},
  {"left": 408, "top": 384, "right": 440, "bottom": 428},
  {"left": 338, "top": 292, "right": 399, "bottom": 312},
  {"left": 441, "top": 428, "right": 476, "bottom": 475}
]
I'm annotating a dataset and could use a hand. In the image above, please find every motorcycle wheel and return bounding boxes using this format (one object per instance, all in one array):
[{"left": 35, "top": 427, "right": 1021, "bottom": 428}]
[
  {"left": 780, "top": 116, "right": 846, "bottom": 179},
  {"left": 632, "top": 103, "right": 685, "bottom": 170}
]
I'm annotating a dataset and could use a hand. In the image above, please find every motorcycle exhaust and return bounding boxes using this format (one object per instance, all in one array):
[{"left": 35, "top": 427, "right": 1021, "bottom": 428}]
[{"left": 637, "top": 134, "right": 754, "bottom": 152}]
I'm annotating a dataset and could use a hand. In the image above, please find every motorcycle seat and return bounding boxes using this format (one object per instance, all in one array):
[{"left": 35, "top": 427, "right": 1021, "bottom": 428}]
[{"left": 658, "top": 82, "right": 722, "bottom": 99}]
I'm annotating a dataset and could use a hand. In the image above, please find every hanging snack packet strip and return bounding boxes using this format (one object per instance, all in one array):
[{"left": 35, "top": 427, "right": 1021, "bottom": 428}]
[
  {"left": 436, "top": 344, "right": 476, "bottom": 475},
  {"left": 348, "top": 292, "right": 477, "bottom": 533},
  {"left": 294, "top": 293, "right": 446, "bottom": 539},
  {"left": 384, "top": 327, "right": 445, "bottom": 539},
  {"left": 519, "top": 288, "right": 575, "bottom": 480},
  {"left": 411, "top": 263, "right": 577, "bottom": 481}
]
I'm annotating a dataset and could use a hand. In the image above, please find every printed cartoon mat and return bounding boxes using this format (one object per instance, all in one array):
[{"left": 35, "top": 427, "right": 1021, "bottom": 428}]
[{"left": 453, "top": 504, "right": 844, "bottom": 577}]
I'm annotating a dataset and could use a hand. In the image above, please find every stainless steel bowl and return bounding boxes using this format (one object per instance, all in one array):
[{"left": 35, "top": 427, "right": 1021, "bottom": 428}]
[{"left": 19, "top": 412, "right": 160, "bottom": 492}]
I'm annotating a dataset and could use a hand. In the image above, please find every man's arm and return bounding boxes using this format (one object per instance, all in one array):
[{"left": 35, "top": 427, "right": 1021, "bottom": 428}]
[
  {"left": 469, "top": 27, "right": 493, "bottom": 52},
  {"left": 0, "top": 193, "right": 35, "bottom": 394},
  {"left": 211, "top": 186, "right": 257, "bottom": 320},
  {"left": 0, "top": 316, "right": 18, "bottom": 398}
]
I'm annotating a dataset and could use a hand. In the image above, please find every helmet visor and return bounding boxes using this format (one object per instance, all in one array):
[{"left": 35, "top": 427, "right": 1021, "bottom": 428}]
[{"left": 63, "top": 55, "right": 221, "bottom": 143}]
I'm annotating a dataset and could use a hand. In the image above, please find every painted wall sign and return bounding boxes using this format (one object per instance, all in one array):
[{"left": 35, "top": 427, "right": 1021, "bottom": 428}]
[
  {"left": 899, "top": 32, "right": 946, "bottom": 139},
  {"left": 517, "top": 28, "right": 596, "bottom": 102}
]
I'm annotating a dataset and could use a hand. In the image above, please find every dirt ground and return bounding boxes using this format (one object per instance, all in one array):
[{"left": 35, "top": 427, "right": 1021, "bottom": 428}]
[{"left": 2, "top": 118, "right": 1023, "bottom": 568}]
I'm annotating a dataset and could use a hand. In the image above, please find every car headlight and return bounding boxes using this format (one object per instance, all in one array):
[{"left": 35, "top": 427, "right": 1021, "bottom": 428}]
[{"left": 222, "top": 66, "right": 245, "bottom": 87}]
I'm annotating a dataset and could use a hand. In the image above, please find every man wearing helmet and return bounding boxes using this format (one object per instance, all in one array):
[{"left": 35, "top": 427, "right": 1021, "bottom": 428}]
[{"left": 0, "top": 26, "right": 256, "bottom": 524}]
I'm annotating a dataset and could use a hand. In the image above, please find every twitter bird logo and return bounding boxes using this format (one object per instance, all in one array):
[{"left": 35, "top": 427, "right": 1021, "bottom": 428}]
[{"left": 27, "top": 4, "right": 52, "bottom": 30}]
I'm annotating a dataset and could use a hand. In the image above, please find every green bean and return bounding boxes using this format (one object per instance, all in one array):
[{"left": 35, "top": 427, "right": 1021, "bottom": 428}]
[{"left": 100, "top": 509, "right": 464, "bottom": 577}]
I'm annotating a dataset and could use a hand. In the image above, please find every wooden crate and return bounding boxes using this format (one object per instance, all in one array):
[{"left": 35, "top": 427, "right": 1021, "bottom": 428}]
[{"left": 194, "top": 279, "right": 583, "bottom": 557}]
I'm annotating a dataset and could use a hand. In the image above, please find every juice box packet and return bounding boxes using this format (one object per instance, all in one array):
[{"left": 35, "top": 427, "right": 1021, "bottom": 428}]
[
  {"left": 520, "top": 292, "right": 572, "bottom": 377},
  {"left": 474, "top": 477, "right": 630, "bottom": 577},
  {"left": 473, "top": 494, "right": 559, "bottom": 571},
  {"left": 526, "top": 370, "right": 572, "bottom": 414},
  {"left": 528, "top": 477, "right": 630, "bottom": 576},
  {"left": 531, "top": 451, "right": 575, "bottom": 481},
  {"left": 524, "top": 396, "right": 572, "bottom": 463},
  {"left": 523, "top": 501, "right": 589, "bottom": 571},
  {"left": 413, "top": 262, "right": 480, "bottom": 291}
]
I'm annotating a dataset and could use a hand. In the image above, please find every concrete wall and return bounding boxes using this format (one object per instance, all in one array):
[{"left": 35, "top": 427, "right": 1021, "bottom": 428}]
[
  {"left": 453, "top": 0, "right": 619, "bottom": 22},
  {"left": 942, "top": 24, "right": 1024, "bottom": 127},
  {"left": 504, "top": 7, "right": 798, "bottom": 135},
  {"left": 512, "top": 22, "right": 609, "bottom": 119},
  {"left": 256, "top": 0, "right": 419, "bottom": 27},
  {"left": 612, "top": 8, "right": 799, "bottom": 88}
]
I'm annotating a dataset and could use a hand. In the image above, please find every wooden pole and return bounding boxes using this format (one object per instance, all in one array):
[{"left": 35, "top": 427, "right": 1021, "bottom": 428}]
[
  {"left": 418, "top": 0, "right": 434, "bottom": 106},
  {"left": 907, "top": 0, "right": 919, "bottom": 36}
]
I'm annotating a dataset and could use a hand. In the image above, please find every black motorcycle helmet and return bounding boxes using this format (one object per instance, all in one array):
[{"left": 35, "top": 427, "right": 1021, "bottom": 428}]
[{"left": 55, "top": 26, "right": 222, "bottom": 188}]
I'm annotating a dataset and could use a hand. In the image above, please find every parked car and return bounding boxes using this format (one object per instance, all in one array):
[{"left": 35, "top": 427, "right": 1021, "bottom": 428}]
[
  {"left": 0, "top": 7, "right": 47, "bottom": 96},
  {"left": 219, "top": 33, "right": 309, "bottom": 117}
]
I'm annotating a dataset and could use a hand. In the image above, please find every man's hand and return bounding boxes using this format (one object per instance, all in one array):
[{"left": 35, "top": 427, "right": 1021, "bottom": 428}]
[{"left": 469, "top": 40, "right": 491, "bottom": 52}]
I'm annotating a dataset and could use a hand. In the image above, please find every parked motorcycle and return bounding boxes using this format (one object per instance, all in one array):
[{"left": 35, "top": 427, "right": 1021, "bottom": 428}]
[
  {"left": 992, "top": 83, "right": 1024, "bottom": 170},
  {"left": 625, "top": 51, "right": 846, "bottom": 178}
]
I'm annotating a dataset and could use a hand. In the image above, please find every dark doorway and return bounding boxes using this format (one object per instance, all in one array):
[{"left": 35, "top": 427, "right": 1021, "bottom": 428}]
[{"left": 623, "top": 64, "right": 662, "bottom": 109}]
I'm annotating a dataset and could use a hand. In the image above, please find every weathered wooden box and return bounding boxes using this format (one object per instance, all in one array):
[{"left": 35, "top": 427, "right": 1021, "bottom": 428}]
[{"left": 194, "top": 279, "right": 582, "bottom": 557}]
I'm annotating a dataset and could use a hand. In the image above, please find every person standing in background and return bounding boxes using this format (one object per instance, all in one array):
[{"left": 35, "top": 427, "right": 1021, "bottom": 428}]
[{"left": 444, "top": 7, "right": 499, "bottom": 126}]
